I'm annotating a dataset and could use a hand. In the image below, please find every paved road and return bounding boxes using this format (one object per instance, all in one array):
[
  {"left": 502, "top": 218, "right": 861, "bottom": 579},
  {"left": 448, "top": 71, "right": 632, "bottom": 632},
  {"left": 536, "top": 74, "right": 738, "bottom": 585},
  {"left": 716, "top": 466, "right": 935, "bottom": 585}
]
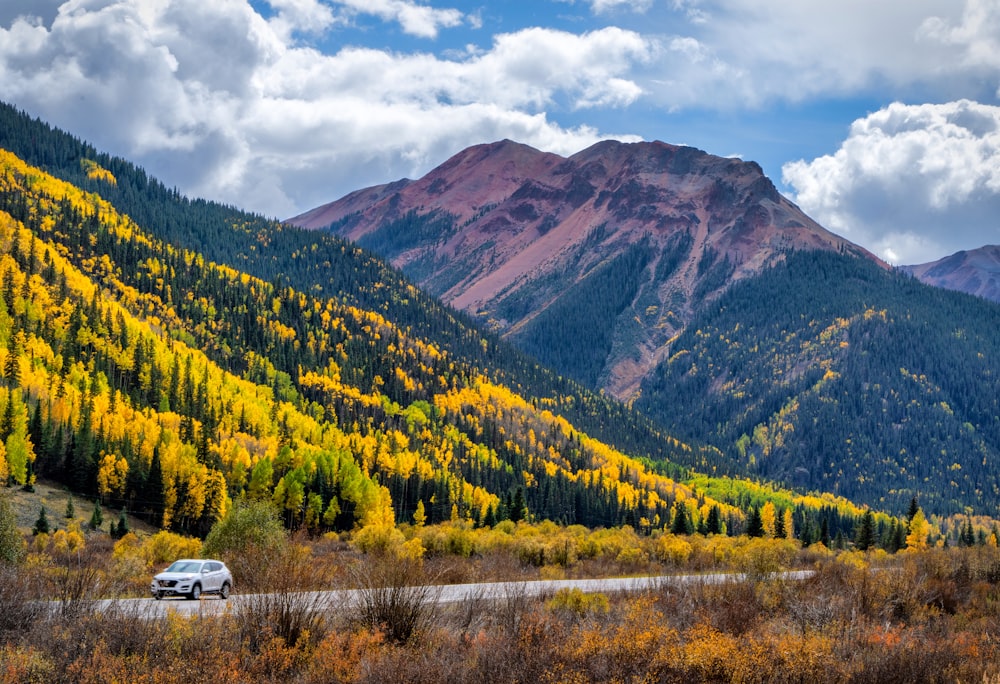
[{"left": 91, "top": 570, "right": 812, "bottom": 619}]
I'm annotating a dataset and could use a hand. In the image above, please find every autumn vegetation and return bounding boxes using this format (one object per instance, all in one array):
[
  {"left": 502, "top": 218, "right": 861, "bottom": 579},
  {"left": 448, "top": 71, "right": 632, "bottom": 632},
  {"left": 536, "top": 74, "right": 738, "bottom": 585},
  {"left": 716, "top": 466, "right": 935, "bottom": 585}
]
[
  {"left": 3, "top": 492, "right": 1000, "bottom": 682},
  {"left": 0, "top": 126, "right": 902, "bottom": 549},
  {"left": 2, "top": 103, "right": 1000, "bottom": 680}
]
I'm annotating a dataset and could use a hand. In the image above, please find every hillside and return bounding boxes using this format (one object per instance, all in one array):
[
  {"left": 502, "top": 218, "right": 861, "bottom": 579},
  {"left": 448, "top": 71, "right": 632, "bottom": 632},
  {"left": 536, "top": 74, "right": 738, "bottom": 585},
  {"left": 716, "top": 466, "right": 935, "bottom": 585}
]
[
  {"left": 636, "top": 250, "right": 1000, "bottom": 517},
  {"left": 0, "top": 104, "right": 892, "bottom": 541},
  {"left": 290, "top": 139, "right": 880, "bottom": 396},
  {"left": 0, "top": 102, "right": 713, "bottom": 478},
  {"left": 903, "top": 245, "right": 1000, "bottom": 303},
  {"left": 0, "top": 144, "right": 713, "bottom": 533}
]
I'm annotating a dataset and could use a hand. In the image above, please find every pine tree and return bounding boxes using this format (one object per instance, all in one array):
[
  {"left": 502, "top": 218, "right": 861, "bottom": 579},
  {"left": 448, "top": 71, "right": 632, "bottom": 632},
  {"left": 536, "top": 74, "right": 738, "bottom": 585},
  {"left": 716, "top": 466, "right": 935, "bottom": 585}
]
[
  {"left": 960, "top": 517, "right": 976, "bottom": 547},
  {"left": 670, "top": 501, "right": 691, "bottom": 535},
  {"left": 820, "top": 517, "right": 831, "bottom": 547},
  {"left": 746, "top": 506, "right": 764, "bottom": 537},
  {"left": 89, "top": 499, "right": 104, "bottom": 531},
  {"left": 112, "top": 509, "right": 130, "bottom": 539},
  {"left": 64, "top": 496, "right": 75, "bottom": 520},
  {"left": 483, "top": 503, "right": 497, "bottom": 528},
  {"left": 32, "top": 506, "right": 50, "bottom": 536},
  {"left": 510, "top": 487, "right": 527, "bottom": 523},
  {"left": 705, "top": 504, "right": 722, "bottom": 535},
  {"left": 142, "top": 446, "right": 165, "bottom": 526},
  {"left": 855, "top": 510, "right": 875, "bottom": 551},
  {"left": 894, "top": 520, "right": 906, "bottom": 551}
]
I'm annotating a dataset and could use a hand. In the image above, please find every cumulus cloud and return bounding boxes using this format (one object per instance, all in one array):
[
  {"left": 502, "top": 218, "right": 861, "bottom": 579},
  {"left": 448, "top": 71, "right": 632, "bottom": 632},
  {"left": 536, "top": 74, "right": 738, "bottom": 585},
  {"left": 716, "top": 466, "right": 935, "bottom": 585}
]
[
  {"left": 646, "top": 0, "right": 994, "bottom": 110},
  {"left": 919, "top": 0, "right": 1000, "bottom": 77},
  {"left": 331, "top": 0, "right": 464, "bottom": 39},
  {"left": 782, "top": 101, "right": 1000, "bottom": 265},
  {"left": 0, "top": 0, "right": 650, "bottom": 218},
  {"left": 266, "top": 0, "right": 337, "bottom": 39}
]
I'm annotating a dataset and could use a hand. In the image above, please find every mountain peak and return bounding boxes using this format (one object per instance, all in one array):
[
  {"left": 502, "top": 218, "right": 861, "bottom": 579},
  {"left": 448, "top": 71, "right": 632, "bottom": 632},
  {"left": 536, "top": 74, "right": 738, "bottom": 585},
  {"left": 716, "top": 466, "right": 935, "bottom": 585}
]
[
  {"left": 288, "top": 138, "right": 879, "bottom": 398},
  {"left": 903, "top": 244, "right": 1000, "bottom": 303}
]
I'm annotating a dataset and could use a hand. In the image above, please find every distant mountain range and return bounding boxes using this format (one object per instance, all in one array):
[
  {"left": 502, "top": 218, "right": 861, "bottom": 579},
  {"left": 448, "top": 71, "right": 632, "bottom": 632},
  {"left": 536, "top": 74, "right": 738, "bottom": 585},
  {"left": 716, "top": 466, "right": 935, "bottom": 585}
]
[
  {"left": 903, "top": 245, "right": 1000, "bottom": 303},
  {"left": 290, "top": 139, "right": 879, "bottom": 397}
]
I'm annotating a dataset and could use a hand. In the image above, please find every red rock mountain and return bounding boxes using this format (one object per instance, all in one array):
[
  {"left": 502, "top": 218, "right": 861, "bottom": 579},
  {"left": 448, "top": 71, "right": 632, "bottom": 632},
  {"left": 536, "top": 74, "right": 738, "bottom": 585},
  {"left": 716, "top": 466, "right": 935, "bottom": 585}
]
[
  {"left": 289, "top": 139, "right": 879, "bottom": 398},
  {"left": 903, "top": 245, "right": 1000, "bottom": 304}
]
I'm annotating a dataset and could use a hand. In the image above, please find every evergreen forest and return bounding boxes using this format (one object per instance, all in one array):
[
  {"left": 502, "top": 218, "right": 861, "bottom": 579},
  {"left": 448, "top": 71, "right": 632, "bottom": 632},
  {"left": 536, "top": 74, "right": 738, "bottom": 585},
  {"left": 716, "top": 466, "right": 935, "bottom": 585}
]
[{"left": 638, "top": 249, "right": 1000, "bottom": 516}]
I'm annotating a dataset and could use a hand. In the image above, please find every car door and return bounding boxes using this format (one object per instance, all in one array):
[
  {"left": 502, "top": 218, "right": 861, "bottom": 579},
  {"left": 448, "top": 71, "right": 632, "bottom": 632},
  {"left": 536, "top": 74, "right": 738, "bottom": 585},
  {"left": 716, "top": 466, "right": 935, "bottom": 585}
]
[
  {"left": 211, "top": 562, "right": 226, "bottom": 591},
  {"left": 202, "top": 562, "right": 220, "bottom": 592}
]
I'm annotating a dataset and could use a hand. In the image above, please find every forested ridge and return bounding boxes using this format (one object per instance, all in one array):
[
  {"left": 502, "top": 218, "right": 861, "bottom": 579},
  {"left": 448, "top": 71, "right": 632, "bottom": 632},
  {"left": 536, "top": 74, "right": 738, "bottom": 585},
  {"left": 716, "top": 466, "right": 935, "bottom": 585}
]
[
  {"left": 637, "top": 249, "right": 1000, "bottom": 517},
  {"left": 0, "top": 102, "right": 686, "bottom": 474},
  {"left": 0, "top": 145, "right": 719, "bottom": 533},
  {"left": 0, "top": 102, "right": 920, "bottom": 545}
]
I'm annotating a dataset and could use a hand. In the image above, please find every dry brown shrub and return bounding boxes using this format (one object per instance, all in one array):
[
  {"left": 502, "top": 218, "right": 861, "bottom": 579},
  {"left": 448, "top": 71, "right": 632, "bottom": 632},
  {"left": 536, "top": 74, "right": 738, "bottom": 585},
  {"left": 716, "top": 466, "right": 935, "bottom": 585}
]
[
  {"left": 0, "top": 563, "right": 46, "bottom": 637},
  {"left": 301, "top": 627, "right": 384, "bottom": 684},
  {"left": 347, "top": 552, "right": 440, "bottom": 645},
  {"left": 676, "top": 577, "right": 766, "bottom": 636},
  {"left": 355, "top": 629, "right": 476, "bottom": 684},
  {"left": 232, "top": 543, "right": 338, "bottom": 651},
  {"left": 0, "top": 645, "right": 55, "bottom": 684},
  {"left": 563, "top": 597, "right": 682, "bottom": 682}
]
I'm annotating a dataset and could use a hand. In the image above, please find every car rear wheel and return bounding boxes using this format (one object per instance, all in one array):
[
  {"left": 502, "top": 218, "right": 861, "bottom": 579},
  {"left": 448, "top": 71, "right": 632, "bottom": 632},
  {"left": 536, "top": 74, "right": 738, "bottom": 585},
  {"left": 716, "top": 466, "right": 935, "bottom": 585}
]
[
  {"left": 219, "top": 581, "right": 231, "bottom": 600},
  {"left": 189, "top": 583, "right": 201, "bottom": 600}
]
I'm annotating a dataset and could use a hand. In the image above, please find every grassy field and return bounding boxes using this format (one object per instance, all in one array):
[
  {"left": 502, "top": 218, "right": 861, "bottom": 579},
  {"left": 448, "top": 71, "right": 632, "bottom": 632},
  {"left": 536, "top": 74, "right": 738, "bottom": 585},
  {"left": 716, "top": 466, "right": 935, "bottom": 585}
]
[{"left": 3, "top": 479, "right": 155, "bottom": 537}]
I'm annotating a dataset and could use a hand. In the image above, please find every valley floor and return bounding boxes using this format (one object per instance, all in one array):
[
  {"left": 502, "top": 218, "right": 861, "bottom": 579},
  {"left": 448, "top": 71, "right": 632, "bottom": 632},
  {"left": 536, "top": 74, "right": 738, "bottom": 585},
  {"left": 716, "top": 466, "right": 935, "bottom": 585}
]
[{"left": 2, "top": 539, "right": 999, "bottom": 682}]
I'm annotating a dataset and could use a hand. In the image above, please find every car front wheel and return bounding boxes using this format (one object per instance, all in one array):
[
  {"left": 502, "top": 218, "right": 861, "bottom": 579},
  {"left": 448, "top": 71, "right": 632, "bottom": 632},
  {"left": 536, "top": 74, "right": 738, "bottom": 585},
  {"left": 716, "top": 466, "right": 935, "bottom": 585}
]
[
  {"left": 219, "top": 581, "right": 231, "bottom": 600},
  {"left": 189, "top": 583, "right": 201, "bottom": 600},
  {"left": 154, "top": 591, "right": 164, "bottom": 601}
]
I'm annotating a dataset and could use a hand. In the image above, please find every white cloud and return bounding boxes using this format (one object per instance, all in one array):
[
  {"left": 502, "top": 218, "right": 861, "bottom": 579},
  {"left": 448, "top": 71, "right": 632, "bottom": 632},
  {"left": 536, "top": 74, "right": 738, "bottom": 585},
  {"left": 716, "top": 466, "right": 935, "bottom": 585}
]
[
  {"left": 265, "top": 0, "right": 336, "bottom": 39},
  {"left": 782, "top": 101, "right": 1000, "bottom": 265},
  {"left": 645, "top": 0, "right": 995, "bottom": 109},
  {"left": 332, "top": 0, "right": 464, "bottom": 39},
  {"left": 0, "top": 1, "right": 650, "bottom": 218},
  {"left": 589, "top": 0, "right": 654, "bottom": 14},
  {"left": 919, "top": 0, "right": 1000, "bottom": 75}
]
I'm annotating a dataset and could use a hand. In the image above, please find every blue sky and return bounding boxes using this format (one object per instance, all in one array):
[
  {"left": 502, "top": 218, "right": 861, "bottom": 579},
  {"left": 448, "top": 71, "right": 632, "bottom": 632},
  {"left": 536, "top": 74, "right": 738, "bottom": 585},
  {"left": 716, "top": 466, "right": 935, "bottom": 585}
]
[{"left": 2, "top": 0, "right": 999, "bottom": 264}]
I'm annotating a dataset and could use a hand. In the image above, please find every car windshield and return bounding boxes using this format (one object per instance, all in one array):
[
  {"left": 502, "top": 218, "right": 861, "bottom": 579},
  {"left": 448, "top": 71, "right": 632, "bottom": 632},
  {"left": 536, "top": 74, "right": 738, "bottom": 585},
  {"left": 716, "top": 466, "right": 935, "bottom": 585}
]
[{"left": 165, "top": 561, "right": 202, "bottom": 573}]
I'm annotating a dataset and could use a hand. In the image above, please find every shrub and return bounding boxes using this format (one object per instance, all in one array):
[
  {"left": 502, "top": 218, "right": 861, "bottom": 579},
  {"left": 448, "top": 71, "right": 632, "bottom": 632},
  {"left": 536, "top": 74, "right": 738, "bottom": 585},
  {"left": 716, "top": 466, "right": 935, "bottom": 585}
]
[
  {"left": 348, "top": 552, "right": 439, "bottom": 644},
  {"left": 203, "top": 498, "right": 286, "bottom": 590},
  {"left": 0, "top": 492, "right": 24, "bottom": 565},
  {"left": 546, "top": 588, "right": 610, "bottom": 618},
  {"left": 232, "top": 544, "right": 335, "bottom": 650},
  {"left": 354, "top": 523, "right": 425, "bottom": 561},
  {"left": 142, "top": 530, "right": 202, "bottom": 565},
  {"left": 654, "top": 533, "right": 693, "bottom": 566}
]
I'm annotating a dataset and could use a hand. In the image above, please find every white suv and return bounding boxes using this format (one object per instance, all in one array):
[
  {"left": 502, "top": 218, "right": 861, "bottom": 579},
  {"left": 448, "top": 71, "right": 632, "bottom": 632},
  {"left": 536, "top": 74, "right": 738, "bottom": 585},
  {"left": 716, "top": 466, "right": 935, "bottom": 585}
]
[{"left": 151, "top": 559, "right": 233, "bottom": 600}]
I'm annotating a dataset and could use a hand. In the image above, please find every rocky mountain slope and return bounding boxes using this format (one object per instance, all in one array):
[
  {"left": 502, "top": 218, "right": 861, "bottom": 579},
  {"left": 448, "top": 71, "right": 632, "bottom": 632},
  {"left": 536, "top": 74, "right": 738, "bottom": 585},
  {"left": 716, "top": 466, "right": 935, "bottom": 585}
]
[
  {"left": 903, "top": 245, "right": 1000, "bottom": 303},
  {"left": 290, "top": 139, "right": 880, "bottom": 397}
]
